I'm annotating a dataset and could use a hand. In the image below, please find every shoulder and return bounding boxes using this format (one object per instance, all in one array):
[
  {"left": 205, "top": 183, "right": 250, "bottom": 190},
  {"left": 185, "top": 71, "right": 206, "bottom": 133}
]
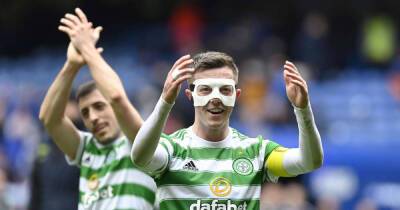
[
  {"left": 231, "top": 128, "right": 261, "bottom": 147},
  {"left": 78, "top": 131, "right": 94, "bottom": 146},
  {"left": 162, "top": 128, "right": 190, "bottom": 145},
  {"left": 168, "top": 128, "right": 189, "bottom": 141},
  {"left": 231, "top": 128, "right": 280, "bottom": 152}
]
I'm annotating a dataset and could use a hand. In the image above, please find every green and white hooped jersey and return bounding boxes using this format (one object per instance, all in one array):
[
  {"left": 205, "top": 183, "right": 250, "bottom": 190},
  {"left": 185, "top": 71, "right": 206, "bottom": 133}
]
[
  {"left": 155, "top": 127, "right": 280, "bottom": 210},
  {"left": 67, "top": 132, "right": 156, "bottom": 210}
]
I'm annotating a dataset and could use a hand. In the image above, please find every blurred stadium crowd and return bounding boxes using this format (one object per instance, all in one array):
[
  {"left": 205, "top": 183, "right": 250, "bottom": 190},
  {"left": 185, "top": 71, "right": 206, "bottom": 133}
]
[{"left": 0, "top": 1, "right": 400, "bottom": 209}]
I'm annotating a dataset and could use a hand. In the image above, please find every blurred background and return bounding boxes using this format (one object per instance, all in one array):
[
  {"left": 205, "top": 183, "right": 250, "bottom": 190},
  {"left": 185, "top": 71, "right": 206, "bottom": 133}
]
[{"left": 0, "top": 0, "right": 400, "bottom": 209}]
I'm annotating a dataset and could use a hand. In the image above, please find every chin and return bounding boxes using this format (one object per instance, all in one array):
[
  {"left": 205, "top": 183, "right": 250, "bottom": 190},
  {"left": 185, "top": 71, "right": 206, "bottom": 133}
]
[
  {"left": 207, "top": 121, "right": 226, "bottom": 130},
  {"left": 95, "top": 132, "right": 113, "bottom": 143},
  {"left": 98, "top": 136, "right": 115, "bottom": 144}
]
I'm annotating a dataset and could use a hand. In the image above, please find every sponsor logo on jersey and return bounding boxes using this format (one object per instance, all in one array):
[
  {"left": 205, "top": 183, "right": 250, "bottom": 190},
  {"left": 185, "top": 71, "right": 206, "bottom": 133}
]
[
  {"left": 189, "top": 199, "right": 247, "bottom": 210},
  {"left": 82, "top": 185, "right": 114, "bottom": 208},
  {"left": 232, "top": 157, "right": 253, "bottom": 176},
  {"left": 87, "top": 174, "right": 100, "bottom": 191},
  {"left": 183, "top": 160, "right": 198, "bottom": 171},
  {"left": 82, "top": 153, "right": 93, "bottom": 166},
  {"left": 209, "top": 177, "right": 232, "bottom": 197}
]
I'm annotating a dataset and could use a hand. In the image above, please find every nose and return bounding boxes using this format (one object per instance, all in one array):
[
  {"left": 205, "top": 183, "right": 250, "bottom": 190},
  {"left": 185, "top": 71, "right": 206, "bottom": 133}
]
[
  {"left": 210, "top": 98, "right": 222, "bottom": 105},
  {"left": 88, "top": 110, "right": 99, "bottom": 125}
]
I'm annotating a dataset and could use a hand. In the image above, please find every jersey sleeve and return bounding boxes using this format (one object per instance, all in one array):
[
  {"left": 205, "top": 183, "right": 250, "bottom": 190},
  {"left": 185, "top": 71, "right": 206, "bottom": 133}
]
[
  {"left": 65, "top": 131, "right": 90, "bottom": 167},
  {"left": 140, "top": 133, "right": 175, "bottom": 179},
  {"left": 262, "top": 138, "right": 292, "bottom": 182}
]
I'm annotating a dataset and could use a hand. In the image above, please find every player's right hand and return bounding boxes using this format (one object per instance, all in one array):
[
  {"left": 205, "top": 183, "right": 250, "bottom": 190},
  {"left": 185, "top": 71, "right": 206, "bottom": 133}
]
[
  {"left": 59, "top": 8, "right": 103, "bottom": 56},
  {"left": 162, "top": 55, "right": 194, "bottom": 104}
]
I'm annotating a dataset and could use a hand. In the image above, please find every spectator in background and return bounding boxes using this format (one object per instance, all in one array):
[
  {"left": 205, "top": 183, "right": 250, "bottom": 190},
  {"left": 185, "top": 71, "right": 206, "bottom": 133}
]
[
  {"left": 260, "top": 183, "right": 285, "bottom": 210},
  {"left": 30, "top": 98, "right": 81, "bottom": 210},
  {"left": 234, "top": 57, "right": 289, "bottom": 137},
  {"left": 388, "top": 57, "right": 400, "bottom": 103},
  {"left": 2, "top": 104, "right": 41, "bottom": 209},
  {"left": 292, "top": 13, "right": 332, "bottom": 80},
  {"left": 361, "top": 15, "right": 397, "bottom": 68},
  {"left": 3, "top": 105, "right": 40, "bottom": 182},
  {"left": 355, "top": 198, "right": 377, "bottom": 210},
  {"left": 284, "top": 182, "right": 314, "bottom": 210},
  {"left": 315, "top": 197, "right": 340, "bottom": 210},
  {"left": 260, "top": 182, "right": 314, "bottom": 210},
  {"left": 169, "top": 2, "right": 204, "bottom": 54},
  {"left": 0, "top": 100, "right": 5, "bottom": 145}
]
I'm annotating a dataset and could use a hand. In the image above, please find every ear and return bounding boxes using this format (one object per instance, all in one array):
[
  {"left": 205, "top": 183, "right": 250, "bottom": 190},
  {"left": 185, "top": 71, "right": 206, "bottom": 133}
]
[
  {"left": 235, "top": 88, "right": 241, "bottom": 99},
  {"left": 184, "top": 89, "right": 192, "bottom": 101}
]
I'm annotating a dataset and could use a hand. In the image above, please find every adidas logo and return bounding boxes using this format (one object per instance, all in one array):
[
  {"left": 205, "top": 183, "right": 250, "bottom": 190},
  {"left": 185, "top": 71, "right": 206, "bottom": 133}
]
[{"left": 183, "top": 160, "right": 198, "bottom": 171}]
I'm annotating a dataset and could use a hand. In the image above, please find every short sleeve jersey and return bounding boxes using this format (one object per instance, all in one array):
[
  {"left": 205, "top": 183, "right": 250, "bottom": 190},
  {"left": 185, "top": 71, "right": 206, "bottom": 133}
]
[{"left": 67, "top": 132, "right": 156, "bottom": 210}]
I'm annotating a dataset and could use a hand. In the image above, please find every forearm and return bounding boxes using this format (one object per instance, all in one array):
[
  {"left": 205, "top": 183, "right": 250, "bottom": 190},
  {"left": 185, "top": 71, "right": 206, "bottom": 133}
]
[
  {"left": 131, "top": 97, "right": 173, "bottom": 167},
  {"left": 284, "top": 103, "right": 324, "bottom": 175},
  {"left": 79, "top": 44, "right": 143, "bottom": 139},
  {"left": 39, "top": 61, "right": 80, "bottom": 125},
  {"left": 79, "top": 44, "right": 127, "bottom": 103}
]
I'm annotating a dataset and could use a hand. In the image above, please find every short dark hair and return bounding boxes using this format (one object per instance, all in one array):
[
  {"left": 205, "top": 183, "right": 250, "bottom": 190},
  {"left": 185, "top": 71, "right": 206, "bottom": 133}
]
[
  {"left": 191, "top": 51, "right": 239, "bottom": 83},
  {"left": 75, "top": 80, "right": 97, "bottom": 102}
]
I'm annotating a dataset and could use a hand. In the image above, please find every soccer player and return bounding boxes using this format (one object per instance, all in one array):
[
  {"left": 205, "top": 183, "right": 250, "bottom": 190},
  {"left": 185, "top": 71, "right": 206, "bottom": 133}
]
[
  {"left": 131, "top": 52, "right": 324, "bottom": 209},
  {"left": 40, "top": 8, "right": 156, "bottom": 209}
]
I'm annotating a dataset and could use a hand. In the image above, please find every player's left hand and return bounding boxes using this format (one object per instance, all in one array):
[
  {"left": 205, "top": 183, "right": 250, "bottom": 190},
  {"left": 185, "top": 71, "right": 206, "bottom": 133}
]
[{"left": 284, "top": 61, "right": 309, "bottom": 109}]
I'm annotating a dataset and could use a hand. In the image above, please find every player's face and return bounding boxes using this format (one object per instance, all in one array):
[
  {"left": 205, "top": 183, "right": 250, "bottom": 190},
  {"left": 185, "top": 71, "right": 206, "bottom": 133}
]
[
  {"left": 189, "top": 66, "right": 241, "bottom": 130},
  {"left": 78, "top": 89, "right": 121, "bottom": 144}
]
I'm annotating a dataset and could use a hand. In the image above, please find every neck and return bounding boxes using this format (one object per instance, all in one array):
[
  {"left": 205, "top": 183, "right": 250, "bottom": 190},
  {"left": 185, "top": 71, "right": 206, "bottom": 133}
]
[
  {"left": 192, "top": 122, "right": 230, "bottom": 142},
  {"left": 98, "top": 131, "right": 123, "bottom": 145}
]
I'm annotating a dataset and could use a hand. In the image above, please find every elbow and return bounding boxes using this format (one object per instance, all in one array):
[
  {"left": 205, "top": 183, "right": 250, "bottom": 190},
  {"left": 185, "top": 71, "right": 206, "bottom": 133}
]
[
  {"left": 38, "top": 111, "right": 62, "bottom": 129},
  {"left": 130, "top": 149, "right": 148, "bottom": 169},
  {"left": 39, "top": 111, "right": 51, "bottom": 127},
  {"left": 109, "top": 92, "right": 125, "bottom": 105},
  {"left": 312, "top": 153, "right": 324, "bottom": 170},
  {"left": 131, "top": 157, "right": 148, "bottom": 170},
  {"left": 38, "top": 111, "right": 46, "bottom": 123}
]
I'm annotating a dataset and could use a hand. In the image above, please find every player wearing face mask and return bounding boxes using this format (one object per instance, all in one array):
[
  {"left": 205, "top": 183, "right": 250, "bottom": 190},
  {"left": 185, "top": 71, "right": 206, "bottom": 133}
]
[{"left": 131, "top": 52, "right": 323, "bottom": 209}]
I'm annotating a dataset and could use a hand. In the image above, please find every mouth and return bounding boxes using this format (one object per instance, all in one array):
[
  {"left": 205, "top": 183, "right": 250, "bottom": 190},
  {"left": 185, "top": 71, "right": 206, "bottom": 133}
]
[
  {"left": 93, "top": 123, "right": 107, "bottom": 134},
  {"left": 207, "top": 108, "right": 225, "bottom": 115}
]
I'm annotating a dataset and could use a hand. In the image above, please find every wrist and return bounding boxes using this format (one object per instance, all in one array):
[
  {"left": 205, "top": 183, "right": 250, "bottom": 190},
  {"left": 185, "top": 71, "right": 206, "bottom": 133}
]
[
  {"left": 79, "top": 43, "right": 97, "bottom": 55},
  {"left": 293, "top": 102, "right": 310, "bottom": 111},
  {"left": 161, "top": 93, "right": 176, "bottom": 105},
  {"left": 294, "top": 102, "right": 313, "bottom": 124},
  {"left": 158, "top": 96, "right": 174, "bottom": 111},
  {"left": 65, "top": 60, "right": 83, "bottom": 70}
]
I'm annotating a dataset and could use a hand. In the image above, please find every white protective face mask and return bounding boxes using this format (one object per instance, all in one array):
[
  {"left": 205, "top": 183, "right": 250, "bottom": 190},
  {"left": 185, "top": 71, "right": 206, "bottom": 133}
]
[{"left": 191, "top": 78, "right": 236, "bottom": 107}]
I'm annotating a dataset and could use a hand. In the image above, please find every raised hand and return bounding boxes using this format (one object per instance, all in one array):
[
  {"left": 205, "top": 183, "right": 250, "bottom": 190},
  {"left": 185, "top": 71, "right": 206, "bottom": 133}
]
[
  {"left": 284, "top": 61, "right": 309, "bottom": 109},
  {"left": 162, "top": 55, "right": 195, "bottom": 104},
  {"left": 58, "top": 8, "right": 103, "bottom": 54},
  {"left": 65, "top": 42, "right": 103, "bottom": 66}
]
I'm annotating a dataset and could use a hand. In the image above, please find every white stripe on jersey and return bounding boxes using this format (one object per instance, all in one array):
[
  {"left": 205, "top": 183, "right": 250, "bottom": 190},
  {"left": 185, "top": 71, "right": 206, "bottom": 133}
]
[{"left": 169, "top": 157, "right": 261, "bottom": 173}]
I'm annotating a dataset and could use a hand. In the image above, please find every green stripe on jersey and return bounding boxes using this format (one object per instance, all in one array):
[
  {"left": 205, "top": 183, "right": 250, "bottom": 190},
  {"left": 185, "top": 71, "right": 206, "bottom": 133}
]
[
  {"left": 80, "top": 156, "right": 133, "bottom": 179},
  {"left": 76, "top": 133, "right": 156, "bottom": 210},
  {"left": 265, "top": 139, "right": 280, "bottom": 155},
  {"left": 156, "top": 127, "right": 280, "bottom": 210},
  {"left": 171, "top": 142, "right": 261, "bottom": 160}
]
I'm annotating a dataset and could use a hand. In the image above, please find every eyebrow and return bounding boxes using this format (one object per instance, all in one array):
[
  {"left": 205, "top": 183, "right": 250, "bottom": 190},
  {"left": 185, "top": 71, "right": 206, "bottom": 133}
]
[{"left": 189, "top": 84, "right": 238, "bottom": 91}]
